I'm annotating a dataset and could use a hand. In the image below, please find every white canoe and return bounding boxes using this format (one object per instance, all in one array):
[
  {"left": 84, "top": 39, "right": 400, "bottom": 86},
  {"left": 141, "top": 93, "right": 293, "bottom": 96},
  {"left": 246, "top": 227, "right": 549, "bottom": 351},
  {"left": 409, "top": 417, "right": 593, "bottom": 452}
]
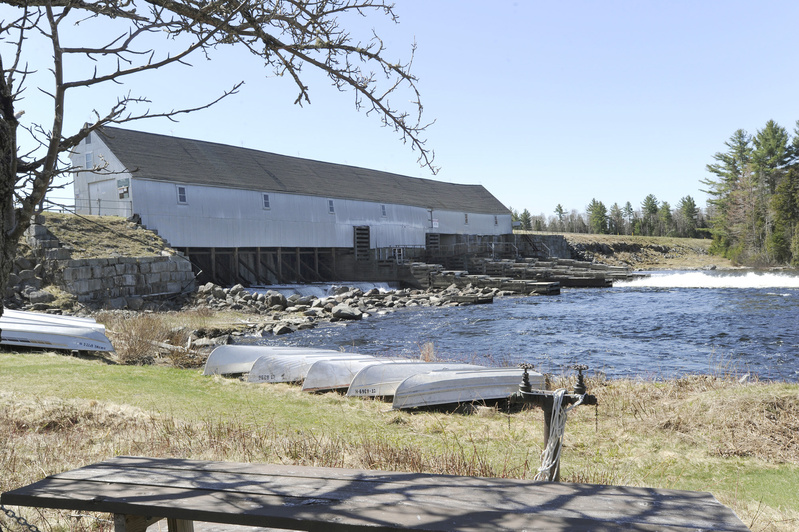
[
  {"left": 392, "top": 368, "right": 545, "bottom": 410},
  {"left": 203, "top": 345, "right": 336, "bottom": 375},
  {"left": 247, "top": 352, "right": 376, "bottom": 384},
  {"left": 301, "top": 358, "right": 413, "bottom": 393},
  {"left": 0, "top": 309, "right": 114, "bottom": 352},
  {"left": 346, "top": 362, "right": 486, "bottom": 398}
]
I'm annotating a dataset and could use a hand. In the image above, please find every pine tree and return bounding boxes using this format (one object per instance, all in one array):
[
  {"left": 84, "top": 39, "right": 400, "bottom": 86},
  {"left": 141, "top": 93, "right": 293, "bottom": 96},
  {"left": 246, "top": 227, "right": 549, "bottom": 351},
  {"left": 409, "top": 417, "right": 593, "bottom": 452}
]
[
  {"left": 609, "top": 203, "right": 625, "bottom": 235},
  {"left": 769, "top": 168, "right": 799, "bottom": 263},
  {"left": 640, "top": 194, "right": 659, "bottom": 236},
  {"left": 702, "top": 129, "right": 753, "bottom": 252},
  {"left": 587, "top": 199, "right": 608, "bottom": 234},
  {"left": 676, "top": 196, "right": 699, "bottom": 238},
  {"left": 753, "top": 120, "right": 790, "bottom": 194}
]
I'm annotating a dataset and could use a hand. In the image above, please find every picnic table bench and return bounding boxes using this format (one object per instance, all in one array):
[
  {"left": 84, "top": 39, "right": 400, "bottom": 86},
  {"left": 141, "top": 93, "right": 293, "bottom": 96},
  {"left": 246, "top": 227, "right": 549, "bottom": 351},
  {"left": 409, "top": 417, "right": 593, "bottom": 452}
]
[{"left": 1, "top": 456, "right": 749, "bottom": 532}]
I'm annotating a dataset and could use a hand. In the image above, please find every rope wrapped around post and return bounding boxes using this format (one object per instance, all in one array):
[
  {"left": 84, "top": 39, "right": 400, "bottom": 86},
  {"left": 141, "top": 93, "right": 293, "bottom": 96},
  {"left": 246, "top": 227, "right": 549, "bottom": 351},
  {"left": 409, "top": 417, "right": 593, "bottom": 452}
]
[{"left": 510, "top": 363, "right": 597, "bottom": 482}]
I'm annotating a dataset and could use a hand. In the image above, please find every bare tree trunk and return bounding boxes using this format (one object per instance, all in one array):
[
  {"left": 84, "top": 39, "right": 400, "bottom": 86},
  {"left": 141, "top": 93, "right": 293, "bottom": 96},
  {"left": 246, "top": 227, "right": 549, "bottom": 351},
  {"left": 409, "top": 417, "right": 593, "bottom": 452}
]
[{"left": 1, "top": 64, "right": 20, "bottom": 319}]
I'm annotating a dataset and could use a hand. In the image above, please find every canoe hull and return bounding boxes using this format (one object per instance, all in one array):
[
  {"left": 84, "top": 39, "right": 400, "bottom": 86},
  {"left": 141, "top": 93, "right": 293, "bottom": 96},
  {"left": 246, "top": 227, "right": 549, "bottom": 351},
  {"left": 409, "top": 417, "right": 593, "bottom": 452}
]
[
  {"left": 248, "top": 352, "right": 375, "bottom": 384},
  {"left": 0, "top": 309, "right": 114, "bottom": 352},
  {"left": 347, "top": 362, "right": 486, "bottom": 398},
  {"left": 392, "top": 368, "right": 546, "bottom": 410}
]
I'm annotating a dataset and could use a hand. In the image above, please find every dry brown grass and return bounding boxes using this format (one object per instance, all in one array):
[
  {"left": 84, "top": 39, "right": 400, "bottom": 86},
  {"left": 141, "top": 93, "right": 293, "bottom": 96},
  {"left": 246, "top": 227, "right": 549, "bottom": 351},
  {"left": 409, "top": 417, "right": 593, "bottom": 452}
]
[
  {"left": 591, "top": 375, "right": 799, "bottom": 465},
  {"left": 41, "top": 213, "right": 170, "bottom": 259},
  {"left": 95, "top": 308, "right": 244, "bottom": 367}
]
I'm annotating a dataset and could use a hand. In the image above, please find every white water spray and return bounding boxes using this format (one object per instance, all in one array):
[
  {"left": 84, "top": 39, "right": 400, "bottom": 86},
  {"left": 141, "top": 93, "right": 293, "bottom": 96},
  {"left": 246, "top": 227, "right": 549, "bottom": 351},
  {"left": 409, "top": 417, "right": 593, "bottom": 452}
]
[
  {"left": 617, "top": 270, "right": 799, "bottom": 289},
  {"left": 250, "top": 282, "right": 395, "bottom": 298}
]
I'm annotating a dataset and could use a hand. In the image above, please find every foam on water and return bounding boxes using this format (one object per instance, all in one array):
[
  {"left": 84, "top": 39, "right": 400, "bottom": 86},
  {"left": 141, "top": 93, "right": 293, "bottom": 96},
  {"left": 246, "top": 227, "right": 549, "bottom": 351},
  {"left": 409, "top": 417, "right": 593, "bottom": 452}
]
[
  {"left": 250, "top": 282, "right": 394, "bottom": 298},
  {"left": 617, "top": 271, "right": 799, "bottom": 289}
]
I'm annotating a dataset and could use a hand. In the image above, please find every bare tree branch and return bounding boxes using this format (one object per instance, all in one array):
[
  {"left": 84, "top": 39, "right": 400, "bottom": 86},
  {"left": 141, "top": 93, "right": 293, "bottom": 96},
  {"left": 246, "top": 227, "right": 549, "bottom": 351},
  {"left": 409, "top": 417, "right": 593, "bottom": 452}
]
[{"left": 0, "top": 0, "right": 436, "bottom": 313}]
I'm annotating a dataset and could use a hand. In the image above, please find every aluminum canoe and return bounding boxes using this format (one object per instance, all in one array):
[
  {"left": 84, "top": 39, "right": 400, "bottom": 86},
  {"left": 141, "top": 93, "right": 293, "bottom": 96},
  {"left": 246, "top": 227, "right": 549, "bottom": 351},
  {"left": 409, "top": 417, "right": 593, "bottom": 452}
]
[
  {"left": 301, "top": 358, "right": 413, "bottom": 393},
  {"left": 247, "top": 351, "right": 376, "bottom": 384},
  {"left": 202, "top": 345, "right": 336, "bottom": 375},
  {"left": 391, "top": 368, "right": 545, "bottom": 410},
  {"left": 346, "top": 362, "right": 486, "bottom": 399},
  {"left": 0, "top": 309, "right": 114, "bottom": 352}
]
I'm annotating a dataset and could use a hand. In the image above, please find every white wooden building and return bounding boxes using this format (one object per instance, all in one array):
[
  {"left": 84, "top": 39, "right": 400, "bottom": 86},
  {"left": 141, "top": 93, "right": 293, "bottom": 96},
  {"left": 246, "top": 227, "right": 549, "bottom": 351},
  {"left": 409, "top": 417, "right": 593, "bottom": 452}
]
[{"left": 71, "top": 127, "right": 514, "bottom": 285}]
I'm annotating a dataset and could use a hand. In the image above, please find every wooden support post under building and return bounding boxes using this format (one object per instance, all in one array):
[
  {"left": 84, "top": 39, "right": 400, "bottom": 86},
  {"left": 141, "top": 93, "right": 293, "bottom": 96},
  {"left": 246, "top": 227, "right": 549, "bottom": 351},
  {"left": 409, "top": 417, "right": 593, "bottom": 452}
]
[
  {"left": 233, "top": 248, "right": 239, "bottom": 285},
  {"left": 210, "top": 248, "right": 217, "bottom": 285},
  {"left": 256, "top": 248, "right": 262, "bottom": 285}
]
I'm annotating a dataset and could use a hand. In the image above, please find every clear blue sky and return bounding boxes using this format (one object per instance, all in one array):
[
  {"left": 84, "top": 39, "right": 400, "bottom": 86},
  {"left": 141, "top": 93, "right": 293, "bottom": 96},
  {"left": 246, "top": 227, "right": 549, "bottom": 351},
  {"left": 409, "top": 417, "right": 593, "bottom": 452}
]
[{"left": 14, "top": 0, "right": 799, "bottom": 218}]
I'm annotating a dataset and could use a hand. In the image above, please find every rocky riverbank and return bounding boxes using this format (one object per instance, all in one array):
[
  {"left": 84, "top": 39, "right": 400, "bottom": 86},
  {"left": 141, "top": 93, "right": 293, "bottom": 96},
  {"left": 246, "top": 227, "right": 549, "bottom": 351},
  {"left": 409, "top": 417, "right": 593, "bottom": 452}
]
[{"left": 181, "top": 281, "right": 504, "bottom": 348}]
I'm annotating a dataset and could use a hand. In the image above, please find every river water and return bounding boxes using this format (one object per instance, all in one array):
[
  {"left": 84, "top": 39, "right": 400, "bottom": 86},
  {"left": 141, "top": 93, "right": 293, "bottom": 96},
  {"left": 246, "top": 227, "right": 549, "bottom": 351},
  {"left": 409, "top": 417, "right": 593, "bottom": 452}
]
[{"left": 248, "top": 271, "right": 799, "bottom": 381}]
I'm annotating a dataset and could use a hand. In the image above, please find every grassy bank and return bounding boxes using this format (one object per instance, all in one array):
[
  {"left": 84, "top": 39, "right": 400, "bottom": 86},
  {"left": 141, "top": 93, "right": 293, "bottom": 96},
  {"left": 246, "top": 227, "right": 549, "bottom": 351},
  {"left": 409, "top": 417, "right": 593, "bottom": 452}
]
[
  {"left": 519, "top": 231, "right": 735, "bottom": 270},
  {"left": 1, "top": 351, "right": 797, "bottom": 531}
]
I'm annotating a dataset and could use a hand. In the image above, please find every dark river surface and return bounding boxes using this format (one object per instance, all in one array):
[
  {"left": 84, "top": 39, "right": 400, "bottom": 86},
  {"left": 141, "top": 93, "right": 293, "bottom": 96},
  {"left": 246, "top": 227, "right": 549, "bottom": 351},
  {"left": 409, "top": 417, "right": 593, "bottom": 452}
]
[{"left": 249, "top": 271, "right": 799, "bottom": 381}]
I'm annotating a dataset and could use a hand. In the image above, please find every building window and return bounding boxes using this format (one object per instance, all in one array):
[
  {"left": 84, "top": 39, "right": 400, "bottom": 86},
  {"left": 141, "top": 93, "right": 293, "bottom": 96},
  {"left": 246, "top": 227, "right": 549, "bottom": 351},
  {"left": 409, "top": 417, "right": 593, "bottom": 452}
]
[
  {"left": 464, "top": 213, "right": 469, "bottom": 225},
  {"left": 328, "top": 199, "right": 335, "bottom": 214},
  {"left": 177, "top": 185, "right": 188, "bottom": 204},
  {"left": 380, "top": 204, "right": 387, "bottom": 217},
  {"left": 494, "top": 215, "right": 498, "bottom": 226},
  {"left": 85, "top": 152, "right": 94, "bottom": 169},
  {"left": 262, "top": 193, "right": 271, "bottom": 209},
  {"left": 85, "top": 132, "right": 92, "bottom": 145},
  {"left": 117, "top": 178, "right": 130, "bottom": 199}
]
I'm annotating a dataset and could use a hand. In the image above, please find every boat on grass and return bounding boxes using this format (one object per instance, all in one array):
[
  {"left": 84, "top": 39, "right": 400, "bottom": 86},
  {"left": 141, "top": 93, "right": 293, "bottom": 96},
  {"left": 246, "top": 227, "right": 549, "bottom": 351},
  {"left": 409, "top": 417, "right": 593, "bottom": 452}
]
[
  {"left": 247, "top": 351, "right": 377, "bottom": 384},
  {"left": 0, "top": 309, "right": 114, "bottom": 352},
  {"left": 392, "top": 368, "right": 545, "bottom": 410},
  {"left": 301, "top": 358, "right": 413, "bottom": 393},
  {"left": 346, "top": 362, "right": 486, "bottom": 399},
  {"left": 203, "top": 345, "right": 332, "bottom": 375}
]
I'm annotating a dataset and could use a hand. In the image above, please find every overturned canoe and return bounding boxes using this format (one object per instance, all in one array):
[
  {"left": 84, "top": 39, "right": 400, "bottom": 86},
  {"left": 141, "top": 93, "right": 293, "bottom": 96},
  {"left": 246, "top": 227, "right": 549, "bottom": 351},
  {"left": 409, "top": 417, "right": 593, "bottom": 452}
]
[
  {"left": 0, "top": 309, "right": 114, "bottom": 352},
  {"left": 301, "top": 358, "right": 413, "bottom": 393},
  {"left": 346, "top": 362, "right": 486, "bottom": 399},
  {"left": 392, "top": 368, "right": 546, "bottom": 410},
  {"left": 203, "top": 345, "right": 330, "bottom": 376},
  {"left": 247, "top": 351, "right": 376, "bottom": 384}
]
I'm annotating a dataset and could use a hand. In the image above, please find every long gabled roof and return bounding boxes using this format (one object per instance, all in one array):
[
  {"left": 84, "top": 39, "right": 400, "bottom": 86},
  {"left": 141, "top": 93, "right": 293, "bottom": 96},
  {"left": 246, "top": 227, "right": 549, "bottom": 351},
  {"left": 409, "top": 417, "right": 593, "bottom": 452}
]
[{"left": 96, "top": 127, "right": 510, "bottom": 215}]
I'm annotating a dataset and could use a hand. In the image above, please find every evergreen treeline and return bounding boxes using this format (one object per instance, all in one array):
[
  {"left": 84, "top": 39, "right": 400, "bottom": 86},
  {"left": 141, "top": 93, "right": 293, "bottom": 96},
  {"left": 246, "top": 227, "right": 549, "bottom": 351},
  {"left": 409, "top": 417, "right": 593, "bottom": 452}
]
[
  {"left": 511, "top": 119, "right": 799, "bottom": 267},
  {"left": 510, "top": 193, "right": 708, "bottom": 239},
  {"left": 701, "top": 120, "right": 799, "bottom": 266}
]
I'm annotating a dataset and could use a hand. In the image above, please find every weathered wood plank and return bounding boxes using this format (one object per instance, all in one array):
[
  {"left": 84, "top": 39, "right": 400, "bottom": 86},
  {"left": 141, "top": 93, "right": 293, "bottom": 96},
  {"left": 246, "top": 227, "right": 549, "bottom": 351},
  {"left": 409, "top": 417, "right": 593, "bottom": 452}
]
[
  {"left": 114, "top": 514, "right": 163, "bottom": 532},
  {"left": 2, "top": 477, "right": 735, "bottom": 532},
  {"left": 51, "top": 456, "right": 728, "bottom": 507},
  {"left": 1, "top": 457, "right": 750, "bottom": 532}
]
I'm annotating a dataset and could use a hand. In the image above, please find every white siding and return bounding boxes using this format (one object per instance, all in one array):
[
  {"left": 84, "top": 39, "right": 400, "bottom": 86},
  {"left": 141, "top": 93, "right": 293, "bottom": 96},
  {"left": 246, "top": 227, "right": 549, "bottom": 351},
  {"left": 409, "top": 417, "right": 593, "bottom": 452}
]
[
  {"left": 131, "top": 180, "right": 511, "bottom": 248},
  {"left": 71, "top": 134, "right": 133, "bottom": 217}
]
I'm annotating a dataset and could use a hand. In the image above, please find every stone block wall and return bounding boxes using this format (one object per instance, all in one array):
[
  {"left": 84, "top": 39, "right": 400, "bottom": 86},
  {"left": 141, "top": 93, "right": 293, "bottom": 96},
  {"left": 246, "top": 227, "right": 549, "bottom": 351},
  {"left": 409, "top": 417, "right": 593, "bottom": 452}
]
[
  {"left": 13, "top": 216, "right": 196, "bottom": 310},
  {"left": 49, "top": 255, "right": 195, "bottom": 304},
  {"left": 525, "top": 234, "right": 572, "bottom": 259}
]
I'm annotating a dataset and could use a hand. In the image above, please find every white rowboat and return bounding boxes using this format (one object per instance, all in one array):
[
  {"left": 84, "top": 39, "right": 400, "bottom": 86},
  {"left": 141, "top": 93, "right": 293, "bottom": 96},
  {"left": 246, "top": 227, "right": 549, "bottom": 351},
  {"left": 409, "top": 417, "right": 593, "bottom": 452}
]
[
  {"left": 392, "top": 368, "right": 545, "bottom": 410},
  {"left": 346, "top": 362, "right": 486, "bottom": 398},
  {"left": 0, "top": 309, "right": 114, "bottom": 352}
]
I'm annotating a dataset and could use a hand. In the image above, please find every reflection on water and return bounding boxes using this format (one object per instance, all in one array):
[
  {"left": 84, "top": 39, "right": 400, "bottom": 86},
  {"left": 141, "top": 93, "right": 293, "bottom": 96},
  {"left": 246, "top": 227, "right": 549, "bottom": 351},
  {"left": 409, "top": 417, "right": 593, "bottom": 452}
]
[{"left": 250, "top": 271, "right": 799, "bottom": 381}]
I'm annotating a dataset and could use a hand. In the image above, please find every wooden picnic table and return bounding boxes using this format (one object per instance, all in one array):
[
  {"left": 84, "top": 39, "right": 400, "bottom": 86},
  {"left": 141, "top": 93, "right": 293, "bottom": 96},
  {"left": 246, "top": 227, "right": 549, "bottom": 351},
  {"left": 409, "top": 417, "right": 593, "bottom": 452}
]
[{"left": 1, "top": 456, "right": 749, "bottom": 532}]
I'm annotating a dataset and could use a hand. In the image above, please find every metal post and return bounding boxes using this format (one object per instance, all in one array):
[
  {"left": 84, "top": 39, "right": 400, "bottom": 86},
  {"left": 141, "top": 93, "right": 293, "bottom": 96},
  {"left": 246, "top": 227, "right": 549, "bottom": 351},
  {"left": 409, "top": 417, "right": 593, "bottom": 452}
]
[{"left": 511, "top": 364, "right": 597, "bottom": 482}]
